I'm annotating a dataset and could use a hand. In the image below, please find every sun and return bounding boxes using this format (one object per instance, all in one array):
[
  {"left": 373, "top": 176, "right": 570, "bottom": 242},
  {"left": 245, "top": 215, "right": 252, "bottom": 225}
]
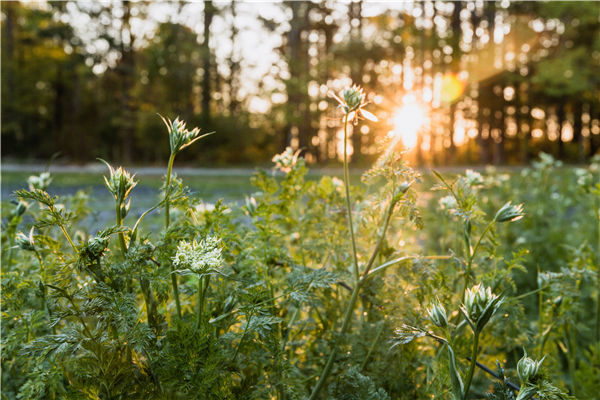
[{"left": 389, "top": 94, "right": 428, "bottom": 149}]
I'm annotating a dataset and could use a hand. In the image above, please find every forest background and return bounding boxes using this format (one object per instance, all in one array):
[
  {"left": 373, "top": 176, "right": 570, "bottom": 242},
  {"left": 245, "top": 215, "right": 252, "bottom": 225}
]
[{"left": 2, "top": 1, "right": 599, "bottom": 166}]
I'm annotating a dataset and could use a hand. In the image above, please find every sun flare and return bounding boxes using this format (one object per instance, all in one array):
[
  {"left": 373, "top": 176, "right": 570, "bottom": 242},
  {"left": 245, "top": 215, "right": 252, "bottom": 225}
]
[{"left": 389, "top": 95, "right": 428, "bottom": 149}]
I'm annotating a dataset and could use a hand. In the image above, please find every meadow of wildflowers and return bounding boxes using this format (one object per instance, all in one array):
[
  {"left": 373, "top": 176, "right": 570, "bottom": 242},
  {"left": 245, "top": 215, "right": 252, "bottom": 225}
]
[{"left": 2, "top": 86, "right": 599, "bottom": 399}]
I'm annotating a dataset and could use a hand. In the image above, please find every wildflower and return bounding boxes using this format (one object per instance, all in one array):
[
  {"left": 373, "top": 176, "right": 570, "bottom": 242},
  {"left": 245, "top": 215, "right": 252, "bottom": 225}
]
[
  {"left": 173, "top": 236, "right": 223, "bottom": 274},
  {"left": 161, "top": 115, "right": 210, "bottom": 155},
  {"left": 464, "top": 169, "right": 483, "bottom": 187},
  {"left": 100, "top": 160, "right": 137, "bottom": 204},
  {"left": 461, "top": 283, "right": 503, "bottom": 332},
  {"left": 494, "top": 202, "right": 524, "bottom": 223},
  {"left": 439, "top": 195, "right": 458, "bottom": 211},
  {"left": 27, "top": 172, "right": 52, "bottom": 191},
  {"left": 427, "top": 298, "right": 448, "bottom": 329},
  {"left": 330, "top": 84, "right": 378, "bottom": 123},
  {"left": 272, "top": 146, "right": 301, "bottom": 173},
  {"left": 517, "top": 350, "right": 545, "bottom": 384},
  {"left": 15, "top": 228, "right": 35, "bottom": 251}
]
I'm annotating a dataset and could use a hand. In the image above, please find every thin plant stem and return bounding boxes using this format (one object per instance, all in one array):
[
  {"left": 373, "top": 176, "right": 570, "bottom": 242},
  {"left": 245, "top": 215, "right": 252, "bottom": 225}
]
[
  {"left": 308, "top": 281, "right": 361, "bottom": 400},
  {"left": 462, "top": 331, "right": 480, "bottom": 399},
  {"left": 595, "top": 203, "right": 600, "bottom": 344},
  {"left": 232, "top": 310, "right": 254, "bottom": 362},
  {"left": 342, "top": 114, "right": 360, "bottom": 281},
  {"left": 115, "top": 201, "right": 127, "bottom": 254},
  {"left": 462, "top": 220, "right": 494, "bottom": 301},
  {"left": 360, "top": 321, "right": 385, "bottom": 371},
  {"left": 58, "top": 224, "right": 78, "bottom": 254},
  {"left": 197, "top": 275, "right": 210, "bottom": 328},
  {"left": 309, "top": 114, "right": 362, "bottom": 399},
  {"left": 165, "top": 152, "right": 182, "bottom": 320}
]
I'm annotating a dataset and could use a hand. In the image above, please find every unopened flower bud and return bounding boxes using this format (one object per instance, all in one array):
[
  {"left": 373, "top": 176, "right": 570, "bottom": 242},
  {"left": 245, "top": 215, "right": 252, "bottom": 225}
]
[
  {"left": 100, "top": 160, "right": 137, "bottom": 204},
  {"left": 15, "top": 228, "right": 35, "bottom": 251},
  {"left": 162, "top": 116, "right": 208, "bottom": 155},
  {"left": 14, "top": 201, "right": 28, "bottom": 217},
  {"left": 517, "top": 350, "right": 545, "bottom": 384},
  {"left": 87, "top": 236, "right": 109, "bottom": 258},
  {"left": 342, "top": 86, "right": 365, "bottom": 113},
  {"left": 494, "top": 202, "right": 524, "bottom": 223},
  {"left": 461, "top": 283, "right": 503, "bottom": 332},
  {"left": 428, "top": 298, "right": 448, "bottom": 328}
]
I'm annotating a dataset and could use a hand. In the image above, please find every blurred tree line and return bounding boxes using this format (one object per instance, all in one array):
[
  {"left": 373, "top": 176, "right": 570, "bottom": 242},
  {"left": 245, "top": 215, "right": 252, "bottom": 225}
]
[{"left": 2, "top": 1, "right": 599, "bottom": 166}]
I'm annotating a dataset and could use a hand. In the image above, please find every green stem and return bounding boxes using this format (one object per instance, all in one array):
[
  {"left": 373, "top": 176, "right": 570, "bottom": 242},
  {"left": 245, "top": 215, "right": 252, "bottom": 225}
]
[
  {"left": 462, "top": 331, "right": 480, "bottom": 399},
  {"left": 342, "top": 114, "right": 360, "bottom": 281},
  {"left": 115, "top": 201, "right": 127, "bottom": 254},
  {"left": 165, "top": 152, "right": 182, "bottom": 320},
  {"left": 58, "top": 224, "right": 78, "bottom": 254},
  {"left": 360, "top": 321, "right": 385, "bottom": 371},
  {"left": 232, "top": 310, "right": 253, "bottom": 362},
  {"left": 281, "top": 306, "right": 300, "bottom": 353},
  {"left": 462, "top": 220, "right": 494, "bottom": 301},
  {"left": 197, "top": 275, "right": 210, "bottom": 328},
  {"left": 165, "top": 153, "right": 175, "bottom": 228},
  {"left": 595, "top": 203, "right": 600, "bottom": 344},
  {"left": 308, "top": 282, "right": 361, "bottom": 400},
  {"left": 361, "top": 195, "right": 396, "bottom": 279}
]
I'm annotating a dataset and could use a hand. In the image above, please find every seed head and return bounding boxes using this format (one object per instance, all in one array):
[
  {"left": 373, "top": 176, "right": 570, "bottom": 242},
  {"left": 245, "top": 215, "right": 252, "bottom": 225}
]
[
  {"left": 161, "top": 116, "right": 209, "bottom": 155},
  {"left": 494, "top": 202, "right": 524, "bottom": 223},
  {"left": 100, "top": 160, "right": 137, "bottom": 204},
  {"left": 173, "top": 236, "right": 223, "bottom": 274},
  {"left": 15, "top": 228, "right": 35, "bottom": 251},
  {"left": 427, "top": 298, "right": 448, "bottom": 329},
  {"left": 517, "top": 350, "right": 545, "bottom": 384},
  {"left": 461, "top": 283, "right": 503, "bottom": 332}
]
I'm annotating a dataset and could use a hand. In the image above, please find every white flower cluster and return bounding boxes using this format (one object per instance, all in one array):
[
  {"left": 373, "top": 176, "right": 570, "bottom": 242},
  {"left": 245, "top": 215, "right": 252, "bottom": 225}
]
[
  {"left": 173, "top": 236, "right": 223, "bottom": 274},
  {"left": 272, "top": 146, "right": 301, "bottom": 173}
]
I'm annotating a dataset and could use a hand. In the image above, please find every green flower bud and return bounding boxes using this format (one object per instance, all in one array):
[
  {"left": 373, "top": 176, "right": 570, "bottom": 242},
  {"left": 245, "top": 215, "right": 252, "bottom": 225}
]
[
  {"left": 15, "top": 228, "right": 35, "bottom": 251},
  {"left": 494, "top": 202, "right": 524, "bottom": 223},
  {"left": 427, "top": 298, "right": 448, "bottom": 329},
  {"left": 100, "top": 160, "right": 137, "bottom": 204},
  {"left": 342, "top": 85, "right": 365, "bottom": 113},
  {"left": 87, "top": 236, "right": 109, "bottom": 258},
  {"left": 461, "top": 283, "right": 503, "bottom": 332},
  {"left": 13, "top": 200, "right": 28, "bottom": 217},
  {"left": 517, "top": 350, "right": 545, "bottom": 384},
  {"left": 161, "top": 116, "right": 209, "bottom": 155}
]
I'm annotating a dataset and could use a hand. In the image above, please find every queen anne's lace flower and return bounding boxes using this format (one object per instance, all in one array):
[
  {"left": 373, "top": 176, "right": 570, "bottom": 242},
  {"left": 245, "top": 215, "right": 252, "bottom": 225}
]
[{"left": 173, "top": 236, "right": 223, "bottom": 274}]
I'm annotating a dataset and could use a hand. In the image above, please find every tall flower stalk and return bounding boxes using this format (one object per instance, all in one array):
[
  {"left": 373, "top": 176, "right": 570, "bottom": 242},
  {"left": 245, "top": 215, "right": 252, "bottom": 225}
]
[
  {"left": 162, "top": 116, "right": 213, "bottom": 320},
  {"left": 310, "top": 85, "right": 390, "bottom": 400}
]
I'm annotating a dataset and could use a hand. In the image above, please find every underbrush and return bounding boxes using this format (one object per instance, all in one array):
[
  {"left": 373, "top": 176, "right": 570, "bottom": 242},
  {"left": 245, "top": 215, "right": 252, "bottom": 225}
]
[{"left": 2, "top": 87, "right": 599, "bottom": 399}]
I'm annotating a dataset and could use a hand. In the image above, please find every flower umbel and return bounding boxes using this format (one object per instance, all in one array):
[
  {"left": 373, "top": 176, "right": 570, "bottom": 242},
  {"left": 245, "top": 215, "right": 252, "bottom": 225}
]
[
  {"left": 330, "top": 84, "right": 378, "bottom": 123},
  {"left": 173, "top": 236, "right": 223, "bottom": 274},
  {"left": 461, "top": 283, "right": 503, "bottom": 332}
]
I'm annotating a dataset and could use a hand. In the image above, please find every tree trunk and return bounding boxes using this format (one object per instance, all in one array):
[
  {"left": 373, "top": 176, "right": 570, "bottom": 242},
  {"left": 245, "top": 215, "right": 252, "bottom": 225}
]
[{"left": 202, "top": 1, "right": 215, "bottom": 123}]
